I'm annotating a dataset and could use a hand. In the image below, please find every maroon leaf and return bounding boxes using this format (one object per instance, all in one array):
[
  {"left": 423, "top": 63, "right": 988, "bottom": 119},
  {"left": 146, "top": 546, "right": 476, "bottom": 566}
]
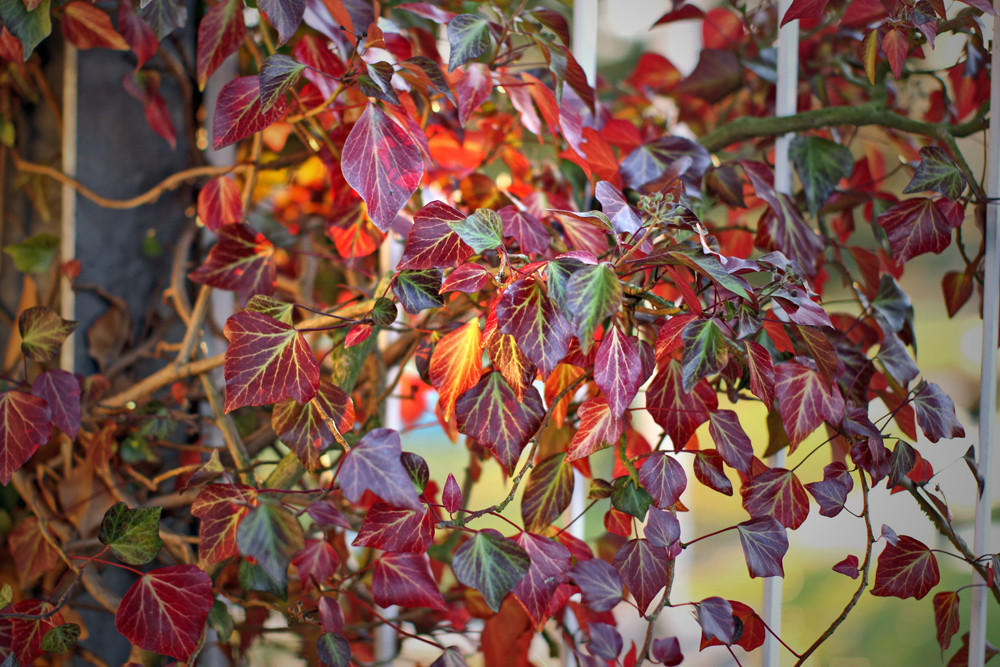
[
  {"left": 272, "top": 379, "right": 354, "bottom": 471},
  {"left": 774, "top": 360, "right": 845, "bottom": 451},
  {"left": 192, "top": 483, "right": 257, "bottom": 567},
  {"left": 737, "top": 516, "right": 788, "bottom": 578},
  {"left": 644, "top": 508, "right": 681, "bottom": 552},
  {"left": 566, "top": 397, "right": 624, "bottom": 462},
  {"left": 456, "top": 62, "right": 492, "bottom": 126},
  {"left": 637, "top": 451, "right": 687, "bottom": 509},
  {"left": 781, "top": 0, "right": 830, "bottom": 25},
  {"left": 496, "top": 277, "right": 573, "bottom": 378},
  {"left": 443, "top": 473, "right": 462, "bottom": 514},
  {"left": 373, "top": 552, "right": 447, "bottom": 611},
  {"left": 292, "top": 539, "right": 340, "bottom": 590},
  {"left": 877, "top": 198, "right": 963, "bottom": 263},
  {"left": 674, "top": 49, "right": 742, "bottom": 103},
  {"left": 119, "top": 0, "right": 157, "bottom": 69},
  {"left": 878, "top": 334, "right": 919, "bottom": 385},
  {"left": 741, "top": 467, "right": 810, "bottom": 529},
  {"left": 455, "top": 371, "right": 545, "bottom": 473},
  {"left": 31, "top": 369, "right": 80, "bottom": 440},
  {"left": 521, "top": 452, "right": 574, "bottom": 532},
  {"left": 708, "top": 410, "right": 753, "bottom": 473},
  {"left": 942, "top": 271, "right": 974, "bottom": 317},
  {"left": 744, "top": 161, "right": 823, "bottom": 275},
  {"left": 197, "top": 176, "right": 242, "bottom": 231},
  {"left": 933, "top": 590, "right": 961, "bottom": 652},
  {"left": 912, "top": 382, "right": 966, "bottom": 442},
  {"left": 222, "top": 311, "right": 319, "bottom": 412},
  {"left": 499, "top": 205, "right": 549, "bottom": 256},
  {"left": 196, "top": 0, "right": 244, "bottom": 90},
  {"left": 587, "top": 622, "right": 623, "bottom": 660},
  {"left": 339, "top": 428, "right": 423, "bottom": 511},
  {"left": 694, "top": 450, "right": 733, "bottom": 496},
  {"left": 257, "top": 0, "right": 304, "bottom": 45},
  {"left": 352, "top": 502, "right": 434, "bottom": 552},
  {"left": 646, "top": 360, "right": 718, "bottom": 449},
  {"left": 744, "top": 340, "right": 775, "bottom": 409},
  {"left": 696, "top": 596, "right": 735, "bottom": 645},
  {"left": 651, "top": 636, "right": 684, "bottom": 665},
  {"left": 700, "top": 600, "right": 766, "bottom": 651},
  {"left": 570, "top": 557, "right": 624, "bottom": 612},
  {"left": 188, "top": 223, "right": 276, "bottom": 306},
  {"left": 887, "top": 440, "right": 917, "bottom": 489},
  {"left": 872, "top": 535, "right": 940, "bottom": 599},
  {"left": 833, "top": 555, "right": 860, "bottom": 579},
  {"left": 441, "top": 263, "right": 492, "bottom": 294},
  {"left": 399, "top": 201, "right": 474, "bottom": 270},
  {"left": 342, "top": 103, "right": 423, "bottom": 232},
  {"left": 805, "top": 461, "right": 853, "bottom": 518},
  {"left": 0, "top": 390, "right": 52, "bottom": 486},
  {"left": 319, "top": 596, "right": 344, "bottom": 633},
  {"left": 7, "top": 600, "right": 64, "bottom": 665},
  {"left": 511, "top": 532, "right": 571, "bottom": 628},
  {"left": 115, "top": 565, "right": 214, "bottom": 662},
  {"left": 595, "top": 325, "right": 642, "bottom": 417},
  {"left": 613, "top": 538, "right": 671, "bottom": 614},
  {"left": 212, "top": 76, "right": 286, "bottom": 149}
]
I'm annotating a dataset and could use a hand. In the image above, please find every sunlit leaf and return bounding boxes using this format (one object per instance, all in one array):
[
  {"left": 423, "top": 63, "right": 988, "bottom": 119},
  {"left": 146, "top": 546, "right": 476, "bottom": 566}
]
[
  {"left": 877, "top": 198, "right": 963, "bottom": 263},
  {"left": 399, "top": 201, "right": 474, "bottom": 270},
  {"left": 353, "top": 502, "right": 434, "bottom": 552},
  {"left": 872, "top": 534, "right": 939, "bottom": 599},
  {"left": 496, "top": 277, "right": 573, "bottom": 378},
  {"left": 197, "top": 176, "right": 242, "bottom": 231},
  {"left": 595, "top": 325, "right": 642, "bottom": 417},
  {"left": 646, "top": 360, "right": 717, "bottom": 449},
  {"left": 452, "top": 529, "right": 530, "bottom": 612},
  {"left": 99, "top": 502, "right": 164, "bottom": 565},
  {"left": 212, "top": 76, "right": 286, "bottom": 149},
  {"left": 680, "top": 317, "right": 728, "bottom": 393},
  {"left": 456, "top": 62, "right": 493, "bottom": 126},
  {"left": 189, "top": 223, "right": 276, "bottom": 306},
  {"left": 339, "top": 428, "right": 423, "bottom": 510},
  {"left": 741, "top": 467, "right": 809, "bottom": 529},
  {"left": 455, "top": 372, "right": 545, "bottom": 473},
  {"left": 192, "top": 483, "right": 257, "bottom": 567},
  {"left": 565, "top": 263, "right": 622, "bottom": 353},
  {"left": 0, "top": 390, "right": 51, "bottom": 486},
  {"left": 196, "top": 0, "right": 244, "bottom": 89},
  {"left": 448, "top": 208, "right": 503, "bottom": 254},
  {"left": 567, "top": 397, "right": 624, "bottom": 462},
  {"left": 487, "top": 332, "right": 536, "bottom": 402},
  {"left": 521, "top": 453, "right": 574, "bottom": 532},
  {"left": 744, "top": 340, "right": 775, "bottom": 409},
  {"left": 774, "top": 360, "right": 844, "bottom": 450},
  {"left": 430, "top": 319, "right": 483, "bottom": 422}
]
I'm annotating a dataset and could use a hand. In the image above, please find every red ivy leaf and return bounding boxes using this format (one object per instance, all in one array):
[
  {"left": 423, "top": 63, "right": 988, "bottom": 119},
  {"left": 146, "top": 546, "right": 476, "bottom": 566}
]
[
  {"left": 805, "top": 461, "right": 853, "bottom": 518},
  {"left": 119, "top": 0, "right": 158, "bottom": 69},
  {"left": 456, "top": 62, "right": 492, "bottom": 126},
  {"left": 222, "top": 311, "right": 319, "bottom": 412},
  {"left": 511, "top": 532, "right": 572, "bottom": 629},
  {"left": 780, "top": 0, "right": 830, "bottom": 25},
  {"left": 353, "top": 502, "right": 434, "bottom": 552},
  {"left": 455, "top": 371, "right": 545, "bottom": 473},
  {"left": 0, "top": 390, "right": 52, "bottom": 486},
  {"left": 373, "top": 552, "right": 447, "bottom": 611},
  {"left": 694, "top": 449, "right": 733, "bottom": 495},
  {"left": 7, "top": 600, "right": 64, "bottom": 665},
  {"left": 737, "top": 516, "right": 788, "bottom": 578},
  {"left": 114, "top": 566, "right": 212, "bottom": 661},
  {"left": 699, "top": 600, "right": 765, "bottom": 651},
  {"left": 774, "top": 360, "right": 845, "bottom": 451},
  {"left": 496, "top": 277, "right": 573, "bottom": 378},
  {"left": 197, "top": 176, "right": 243, "bottom": 231},
  {"left": 292, "top": 539, "right": 340, "bottom": 591},
  {"left": 646, "top": 360, "right": 718, "bottom": 449},
  {"left": 941, "top": 271, "right": 974, "bottom": 317},
  {"left": 9, "top": 516, "right": 60, "bottom": 588},
  {"left": 398, "top": 201, "right": 474, "bottom": 270},
  {"left": 696, "top": 596, "right": 734, "bottom": 645},
  {"left": 272, "top": 379, "right": 354, "bottom": 471},
  {"left": 443, "top": 473, "right": 463, "bottom": 514},
  {"left": 340, "top": 428, "right": 423, "bottom": 511},
  {"left": 741, "top": 467, "right": 810, "bottom": 529},
  {"left": 912, "top": 381, "right": 966, "bottom": 442},
  {"left": 61, "top": 1, "right": 129, "bottom": 50},
  {"left": 441, "top": 263, "right": 492, "bottom": 294},
  {"left": 566, "top": 397, "right": 625, "bottom": 462},
  {"left": 612, "top": 538, "right": 671, "bottom": 614},
  {"left": 877, "top": 198, "right": 963, "bottom": 264},
  {"left": 196, "top": 0, "right": 244, "bottom": 89},
  {"left": 191, "top": 483, "right": 257, "bottom": 567},
  {"left": 570, "top": 557, "right": 624, "bottom": 612},
  {"left": 212, "top": 76, "right": 286, "bottom": 149},
  {"left": 188, "top": 223, "right": 276, "bottom": 306},
  {"left": 31, "top": 368, "right": 80, "bottom": 440},
  {"left": 708, "top": 410, "right": 753, "bottom": 474},
  {"left": 520, "top": 452, "right": 574, "bottom": 532},
  {"left": 933, "top": 590, "right": 961, "bottom": 652},
  {"left": 872, "top": 534, "right": 940, "bottom": 599},
  {"left": 637, "top": 451, "right": 687, "bottom": 509},
  {"left": 744, "top": 340, "right": 775, "bottom": 409},
  {"left": 257, "top": 0, "right": 304, "bottom": 45},
  {"left": 595, "top": 325, "right": 642, "bottom": 417},
  {"left": 833, "top": 554, "right": 860, "bottom": 578},
  {"left": 499, "top": 205, "right": 549, "bottom": 256},
  {"left": 651, "top": 636, "right": 684, "bottom": 665},
  {"left": 342, "top": 103, "right": 423, "bottom": 232},
  {"left": 881, "top": 28, "right": 909, "bottom": 79}
]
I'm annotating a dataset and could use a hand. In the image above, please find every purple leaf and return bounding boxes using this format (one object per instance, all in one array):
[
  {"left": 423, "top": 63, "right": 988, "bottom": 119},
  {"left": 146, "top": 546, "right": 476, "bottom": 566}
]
[
  {"left": 696, "top": 596, "right": 735, "bottom": 645},
  {"left": 805, "top": 461, "right": 853, "bottom": 518},
  {"left": 569, "top": 557, "right": 623, "bottom": 612},
  {"left": 613, "top": 538, "right": 671, "bottom": 614},
  {"left": 511, "top": 532, "right": 571, "bottom": 628},
  {"left": 637, "top": 451, "right": 687, "bottom": 509},
  {"left": 455, "top": 372, "right": 545, "bottom": 474},
  {"left": 31, "top": 369, "right": 80, "bottom": 440},
  {"left": 708, "top": 410, "right": 753, "bottom": 473},
  {"left": 912, "top": 382, "right": 966, "bottom": 442},
  {"left": 339, "top": 428, "right": 423, "bottom": 511},
  {"left": 737, "top": 516, "right": 788, "bottom": 578},
  {"left": 212, "top": 76, "right": 286, "bottom": 149}
]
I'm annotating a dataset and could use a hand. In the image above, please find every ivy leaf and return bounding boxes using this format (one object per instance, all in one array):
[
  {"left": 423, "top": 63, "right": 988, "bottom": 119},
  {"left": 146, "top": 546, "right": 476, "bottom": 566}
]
[
  {"left": 195, "top": 0, "right": 244, "bottom": 90},
  {"left": 613, "top": 538, "right": 671, "bottom": 614},
  {"left": 456, "top": 62, "right": 493, "bottom": 126},
  {"left": 696, "top": 596, "right": 735, "bottom": 644},
  {"left": 570, "top": 557, "right": 624, "bottom": 612},
  {"left": 487, "top": 332, "right": 536, "bottom": 402},
  {"left": 212, "top": 76, "right": 286, "bottom": 149},
  {"left": 447, "top": 14, "right": 491, "bottom": 71},
  {"left": 708, "top": 410, "right": 753, "bottom": 474},
  {"left": 496, "top": 277, "right": 573, "bottom": 378},
  {"left": 0, "top": 0, "right": 50, "bottom": 59},
  {"left": 646, "top": 360, "right": 718, "bottom": 449},
  {"left": 373, "top": 552, "right": 447, "bottom": 611},
  {"left": 317, "top": 633, "right": 351, "bottom": 667},
  {"left": 222, "top": 311, "right": 320, "bottom": 412},
  {"left": 353, "top": 502, "right": 434, "bottom": 552},
  {"left": 521, "top": 453, "right": 574, "bottom": 532},
  {"left": 291, "top": 539, "right": 340, "bottom": 591},
  {"left": 197, "top": 176, "right": 243, "bottom": 231},
  {"left": 680, "top": 317, "right": 729, "bottom": 393},
  {"left": 912, "top": 381, "right": 965, "bottom": 442},
  {"left": 191, "top": 483, "right": 257, "bottom": 567},
  {"left": 694, "top": 449, "right": 733, "bottom": 495},
  {"left": 441, "top": 263, "right": 492, "bottom": 294},
  {"left": 139, "top": 0, "right": 187, "bottom": 41},
  {"left": 394, "top": 269, "right": 445, "bottom": 314},
  {"left": 0, "top": 390, "right": 52, "bottom": 486},
  {"left": 99, "top": 502, "right": 164, "bottom": 565},
  {"left": 188, "top": 223, "right": 276, "bottom": 306},
  {"left": 339, "top": 428, "right": 423, "bottom": 510},
  {"left": 594, "top": 181, "right": 643, "bottom": 236},
  {"left": 774, "top": 360, "right": 845, "bottom": 451},
  {"left": 61, "top": 1, "right": 128, "bottom": 50},
  {"left": 115, "top": 565, "right": 214, "bottom": 662},
  {"left": 40, "top": 623, "right": 81, "bottom": 654},
  {"left": 744, "top": 340, "right": 775, "bottom": 410},
  {"left": 805, "top": 461, "right": 853, "bottom": 518},
  {"left": 342, "top": 103, "right": 423, "bottom": 232},
  {"left": 430, "top": 319, "right": 483, "bottom": 422},
  {"left": 904, "top": 146, "right": 966, "bottom": 200},
  {"left": 833, "top": 555, "right": 860, "bottom": 578},
  {"left": 743, "top": 161, "right": 823, "bottom": 275},
  {"left": 402, "top": 451, "right": 429, "bottom": 493},
  {"left": 119, "top": 0, "right": 157, "bottom": 69},
  {"left": 566, "top": 397, "right": 625, "bottom": 462},
  {"left": 18, "top": 306, "right": 78, "bottom": 363},
  {"left": 7, "top": 599, "right": 64, "bottom": 665},
  {"left": 257, "top": 0, "right": 304, "bottom": 45},
  {"left": 3, "top": 233, "right": 59, "bottom": 274},
  {"left": 9, "top": 516, "right": 60, "bottom": 588},
  {"left": 871, "top": 534, "right": 940, "bottom": 599},
  {"left": 236, "top": 500, "right": 305, "bottom": 584},
  {"left": 741, "top": 467, "right": 810, "bottom": 529},
  {"left": 595, "top": 325, "right": 642, "bottom": 417},
  {"left": 452, "top": 529, "right": 530, "bottom": 612},
  {"left": 499, "top": 205, "right": 549, "bottom": 256},
  {"left": 448, "top": 208, "right": 503, "bottom": 254},
  {"left": 877, "top": 198, "right": 963, "bottom": 263},
  {"left": 789, "top": 135, "right": 853, "bottom": 215},
  {"left": 443, "top": 473, "right": 463, "bottom": 514},
  {"left": 272, "top": 379, "right": 354, "bottom": 471},
  {"left": 651, "top": 636, "right": 684, "bottom": 666},
  {"left": 402, "top": 55, "right": 455, "bottom": 104},
  {"left": 257, "top": 54, "right": 304, "bottom": 113},
  {"left": 933, "top": 590, "right": 961, "bottom": 652},
  {"left": 781, "top": 0, "right": 829, "bottom": 25},
  {"left": 511, "top": 532, "right": 571, "bottom": 628},
  {"left": 645, "top": 508, "right": 681, "bottom": 551},
  {"left": 737, "top": 516, "right": 788, "bottom": 578},
  {"left": 399, "top": 201, "right": 474, "bottom": 270},
  {"left": 455, "top": 372, "right": 545, "bottom": 473},
  {"left": 637, "top": 451, "right": 687, "bottom": 509},
  {"left": 942, "top": 270, "right": 974, "bottom": 317},
  {"left": 877, "top": 334, "right": 919, "bottom": 385},
  {"left": 612, "top": 476, "right": 654, "bottom": 519},
  {"left": 565, "top": 263, "right": 622, "bottom": 353}
]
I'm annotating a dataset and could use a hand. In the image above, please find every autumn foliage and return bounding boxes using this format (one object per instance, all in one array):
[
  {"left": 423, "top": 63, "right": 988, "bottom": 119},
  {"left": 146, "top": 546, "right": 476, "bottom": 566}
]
[{"left": 0, "top": 0, "right": 996, "bottom": 664}]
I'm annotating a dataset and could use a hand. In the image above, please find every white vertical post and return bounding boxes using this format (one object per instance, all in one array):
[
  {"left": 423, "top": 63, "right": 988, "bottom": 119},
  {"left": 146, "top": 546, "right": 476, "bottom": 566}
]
[
  {"left": 764, "top": 4, "right": 799, "bottom": 666},
  {"left": 60, "top": 44, "right": 78, "bottom": 372},
  {"left": 968, "top": 6, "right": 1000, "bottom": 666}
]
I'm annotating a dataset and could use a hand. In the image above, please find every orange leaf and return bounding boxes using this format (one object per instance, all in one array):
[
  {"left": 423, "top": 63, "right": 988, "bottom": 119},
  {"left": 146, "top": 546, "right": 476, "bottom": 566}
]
[
  {"left": 61, "top": 1, "right": 129, "bottom": 50},
  {"left": 430, "top": 320, "right": 483, "bottom": 422}
]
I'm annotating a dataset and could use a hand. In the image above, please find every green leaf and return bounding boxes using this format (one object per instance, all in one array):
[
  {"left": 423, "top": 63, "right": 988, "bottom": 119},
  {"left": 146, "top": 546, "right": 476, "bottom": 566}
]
[
  {"left": 448, "top": 208, "right": 503, "bottom": 254},
  {"left": 258, "top": 54, "right": 305, "bottom": 112},
  {"left": 208, "top": 600, "right": 234, "bottom": 643},
  {"left": 18, "top": 306, "right": 79, "bottom": 363},
  {"left": 40, "top": 623, "right": 81, "bottom": 654},
  {"left": 0, "top": 582, "right": 11, "bottom": 611},
  {"left": 680, "top": 318, "right": 729, "bottom": 393},
  {"left": 98, "top": 502, "right": 164, "bottom": 565},
  {"left": 564, "top": 263, "right": 622, "bottom": 352},
  {"left": 3, "top": 233, "right": 59, "bottom": 274},
  {"left": 393, "top": 269, "right": 445, "bottom": 314},
  {"left": 238, "top": 558, "right": 287, "bottom": 597},
  {"left": 452, "top": 529, "right": 530, "bottom": 612},
  {"left": 789, "top": 135, "right": 853, "bottom": 215},
  {"left": 903, "top": 146, "right": 966, "bottom": 200},
  {"left": 611, "top": 476, "right": 653, "bottom": 519},
  {"left": 317, "top": 632, "right": 351, "bottom": 667},
  {"left": 668, "top": 250, "right": 753, "bottom": 302},
  {"left": 236, "top": 500, "right": 304, "bottom": 584},
  {"left": 447, "top": 14, "right": 491, "bottom": 72},
  {"left": 245, "top": 295, "right": 294, "bottom": 325},
  {"left": 371, "top": 297, "right": 397, "bottom": 328},
  {"left": 521, "top": 453, "right": 574, "bottom": 532},
  {"left": 0, "top": 0, "right": 51, "bottom": 59}
]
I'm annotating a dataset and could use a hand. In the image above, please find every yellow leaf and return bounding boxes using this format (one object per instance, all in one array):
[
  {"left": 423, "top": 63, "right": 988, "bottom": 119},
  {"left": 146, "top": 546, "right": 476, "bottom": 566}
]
[
  {"left": 862, "top": 31, "right": 878, "bottom": 85},
  {"left": 430, "top": 319, "right": 483, "bottom": 422}
]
